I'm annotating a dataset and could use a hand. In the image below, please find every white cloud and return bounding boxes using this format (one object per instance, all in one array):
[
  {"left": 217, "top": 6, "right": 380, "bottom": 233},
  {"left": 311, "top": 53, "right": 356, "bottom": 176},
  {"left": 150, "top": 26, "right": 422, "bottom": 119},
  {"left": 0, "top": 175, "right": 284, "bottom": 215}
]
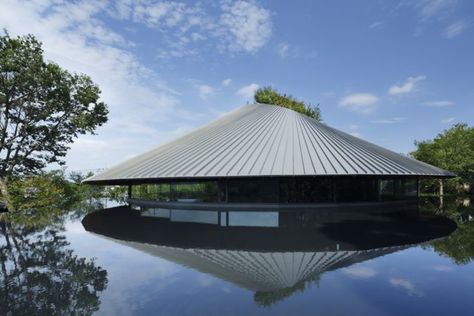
[
  {"left": 441, "top": 117, "right": 456, "bottom": 123},
  {"left": 0, "top": 0, "right": 190, "bottom": 170},
  {"left": 109, "top": 0, "right": 272, "bottom": 56},
  {"left": 343, "top": 266, "right": 378, "bottom": 278},
  {"left": 389, "top": 278, "right": 424, "bottom": 297},
  {"left": 388, "top": 76, "right": 426, "bottom": 95},
  {"left": 423, "top": 100, "right": 455, "bottom": 107},
  {"left": 219, "top": 1, "right": 272, "bottom": 53},
  {"left": 339, "top": 93, "right": 379, "bottom": 113},
  {"left": 196, "top": 84, "right": 214, "bottom": 100},
  {"left": 275, "top": 42, "right": 316, "bottom": 59},
  {"left": 222, "top": 78, "right": 232, "bottom": 86},
  {"left": 372, "top": 117, "right": 406, "bottom": 124},
  {"left": 277, "top": 42, "right": 289, "bottom": 58},
  {"left": 443, "top": 20, "right": 469, "bottom": 38},
  {"left": 432, "top": 265, "right": 454, "bottom": 271},
  {"left": 236, "top": 83, "right": 259, "bottom": 99},
  {"left": 369, "top": 21, "right": 383, "bottom": 29},
  {"left": 408, "top": 0, "right": 459, "bottom": 21},
  {"left": 349, "top": 132, "right": 363, "bottom": 138}
]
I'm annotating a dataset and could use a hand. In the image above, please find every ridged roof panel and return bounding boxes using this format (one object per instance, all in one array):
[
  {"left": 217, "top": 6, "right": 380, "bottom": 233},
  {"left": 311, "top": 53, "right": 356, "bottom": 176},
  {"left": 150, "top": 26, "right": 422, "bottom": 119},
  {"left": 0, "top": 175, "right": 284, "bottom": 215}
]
[{"left": 85, "top": 103, "right": 453, "bottom": 183}]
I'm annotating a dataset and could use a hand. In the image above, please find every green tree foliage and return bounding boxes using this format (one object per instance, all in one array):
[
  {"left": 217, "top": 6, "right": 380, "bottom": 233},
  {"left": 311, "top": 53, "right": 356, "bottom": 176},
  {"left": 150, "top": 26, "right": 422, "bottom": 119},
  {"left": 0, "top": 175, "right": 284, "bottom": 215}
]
[
  {"left": 411, "top": 124, "right": 474, "bottom": 194},
  {"left": 0, "top": 219, "right": 108, "bottom": 315},
  {"left": 3, "top": 170, "right": 127, "bottom": 226},
  {"left": 422, "top": 196, "right": 474, "bottom": 265},
  {"left": 254, "top": 86, "right": 321, "bottom": 121},
  {"left": 431, "top": 221, "right": 474, "bottom": 265},
  {"left": 6, "top": 170, "right": 80, "bottom": 228},
  {"left": 0, "top": 32, "right": 108, "bottom": 208}
]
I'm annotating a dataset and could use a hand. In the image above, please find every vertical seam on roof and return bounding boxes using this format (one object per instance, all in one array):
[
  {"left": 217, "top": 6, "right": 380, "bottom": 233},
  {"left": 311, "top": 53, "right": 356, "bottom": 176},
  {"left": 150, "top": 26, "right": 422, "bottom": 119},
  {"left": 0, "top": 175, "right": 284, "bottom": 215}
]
[
  {"left": 268, "top": 108, "right": 287, "bottom": 175},
  {"left": 189, "top": 105, "right": 276, "bottom": 176},
  {"left": 296, "top": 115, "right": 316, "bottom": 174},
  {"left": 299, "top": 117, "right": 327, "bottom": 174},
  {"left": 295, "top": 113, "right": 307, "bottom": 174},
  {"left": 304, "top": 118, "right": 348, "bottom": 174},
  {"left": 214, "top": 106, "right": 281, "bottom": 176},
  {"left": 299, "top": 117, "right": 332, "bottom": 174},
  {"left": 280, "top": 109, "right": 292, "bottom": 175},
  {"left": 236, "top": 106, "right": 284, "bottom": 176},
  {"left": 326, "top": 125, "right": 415, "bottom": 174},
  {"left": 256, "top": 108, "right": 287, "bottom": 175},
  {"left": 313, "top": 121, "right": 372, "bottom": 174}
]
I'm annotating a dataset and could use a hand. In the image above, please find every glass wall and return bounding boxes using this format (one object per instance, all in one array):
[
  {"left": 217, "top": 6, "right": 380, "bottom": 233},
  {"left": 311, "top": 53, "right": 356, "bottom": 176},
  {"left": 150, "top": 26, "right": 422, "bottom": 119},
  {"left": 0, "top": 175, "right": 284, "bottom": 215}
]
[
  {"left": 227, "top": 178, "right": 279, "bottom": 203},
  {"left": 129, "top": 177, "right": 419, "bottom": 204},
  {"left": 131, "top": 181, "right": 219, "bottom": 202}
]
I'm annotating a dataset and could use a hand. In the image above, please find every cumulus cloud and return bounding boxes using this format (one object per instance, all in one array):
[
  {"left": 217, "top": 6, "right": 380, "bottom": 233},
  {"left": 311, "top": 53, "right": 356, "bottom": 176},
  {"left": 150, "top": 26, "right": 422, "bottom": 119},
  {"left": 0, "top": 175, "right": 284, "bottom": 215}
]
[
  {"left": 423, "top": 100, "right": 455, "bottom": 107},
  {"left": 339, "top": 93, "right": 379, "bottom": 113},
  {"left": 388, "top": 76, "right": 426, "bottom": 95},
  {"left": 111, "top": 0, "right": 272, "bottom": 55},
  {"left": 236, "top": 83, "right": 259, "bottom": 99},
  {"left": 443, "top": 20, "right": 469, "bottom": 38},
  {"left": 196, "top": 84, "right": 214, "bottom": 100},
  {"left": 219, "top": 0, "right": 272, "bottom": 53}
]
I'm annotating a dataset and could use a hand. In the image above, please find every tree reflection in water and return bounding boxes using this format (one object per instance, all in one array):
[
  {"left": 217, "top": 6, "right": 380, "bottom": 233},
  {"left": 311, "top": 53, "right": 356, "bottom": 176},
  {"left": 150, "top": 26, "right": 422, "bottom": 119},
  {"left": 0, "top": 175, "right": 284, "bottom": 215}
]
[
  {"left": 0, "top": 218, "right": 108, "bottom": 316},
  {"left": 423, "top": 196, "right": 474, "bottom": 265}
]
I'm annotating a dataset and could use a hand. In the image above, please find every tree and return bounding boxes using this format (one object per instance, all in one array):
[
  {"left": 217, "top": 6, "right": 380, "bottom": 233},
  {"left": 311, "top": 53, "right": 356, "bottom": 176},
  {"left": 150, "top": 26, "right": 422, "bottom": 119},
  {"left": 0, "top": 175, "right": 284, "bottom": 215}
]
[
  {"left": 0, "top": 32, "right": 108, "bottom": 208},
  {"left": 254, "top": 86, "right": 321, "bottom": 121},
  {"left": 6, "top": 170, "right": 80, "bottom": 228},
  {"left": 411, "top": 124, "right": 474, "bottom": 195}
]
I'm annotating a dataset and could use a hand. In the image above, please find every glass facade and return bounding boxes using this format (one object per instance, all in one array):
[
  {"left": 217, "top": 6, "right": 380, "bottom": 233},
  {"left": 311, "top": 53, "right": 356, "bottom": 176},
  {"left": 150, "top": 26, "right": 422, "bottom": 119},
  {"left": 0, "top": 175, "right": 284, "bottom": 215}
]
[
  {"left": 129, "top": 177, "right": 419, "bottom": 204},
  {"left": 131, "top": 182, "right": 218, "bottom": 202}
]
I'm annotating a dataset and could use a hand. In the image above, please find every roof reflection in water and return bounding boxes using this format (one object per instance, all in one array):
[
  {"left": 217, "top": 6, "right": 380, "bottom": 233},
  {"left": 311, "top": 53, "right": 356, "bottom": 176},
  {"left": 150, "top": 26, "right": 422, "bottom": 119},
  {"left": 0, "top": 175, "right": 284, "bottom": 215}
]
[{"left": 82, "top": 205, "right": 456, "bottom": 304}]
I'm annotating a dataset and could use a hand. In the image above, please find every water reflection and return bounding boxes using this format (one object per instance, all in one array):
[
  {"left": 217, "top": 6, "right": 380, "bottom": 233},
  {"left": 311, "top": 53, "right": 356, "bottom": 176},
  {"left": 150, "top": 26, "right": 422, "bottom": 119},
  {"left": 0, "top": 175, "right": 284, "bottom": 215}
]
[
  {"left": 421, "top": 196, "right": 474, "bottom": 265},
  {"left": 82, "top": 206, "right": 456, "bottom": 306},
  {"left": 0, "top": 219, "right": 108, "bottom": 316}
]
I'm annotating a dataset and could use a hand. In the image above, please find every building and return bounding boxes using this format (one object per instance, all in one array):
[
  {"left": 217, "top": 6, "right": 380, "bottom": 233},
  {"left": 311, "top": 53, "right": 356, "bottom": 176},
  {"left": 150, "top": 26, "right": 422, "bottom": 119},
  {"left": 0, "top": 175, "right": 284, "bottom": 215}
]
[{"left": 84, "top": 103, "right": 454, "bottom": 206}]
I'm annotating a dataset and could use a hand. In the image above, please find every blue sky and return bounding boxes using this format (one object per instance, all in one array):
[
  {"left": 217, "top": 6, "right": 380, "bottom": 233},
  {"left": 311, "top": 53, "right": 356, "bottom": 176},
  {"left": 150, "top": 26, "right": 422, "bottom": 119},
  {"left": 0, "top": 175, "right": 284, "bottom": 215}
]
[{"left": 1, "top": 0, "right": 473, "bottom": 171}]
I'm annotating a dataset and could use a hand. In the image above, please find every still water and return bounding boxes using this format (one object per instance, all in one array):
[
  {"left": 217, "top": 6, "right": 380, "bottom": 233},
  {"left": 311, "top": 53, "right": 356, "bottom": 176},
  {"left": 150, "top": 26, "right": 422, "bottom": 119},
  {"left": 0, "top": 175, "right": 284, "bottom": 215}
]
[{"left": 1, "top": 198, "right": 474, "bottom": 316}]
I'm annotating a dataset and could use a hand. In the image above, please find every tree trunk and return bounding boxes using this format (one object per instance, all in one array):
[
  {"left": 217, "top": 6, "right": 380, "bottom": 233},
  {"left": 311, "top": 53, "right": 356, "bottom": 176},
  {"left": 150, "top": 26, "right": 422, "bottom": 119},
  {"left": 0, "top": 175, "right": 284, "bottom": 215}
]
[
  {"left": 439, "top": 178, "right": 444, "bottom": 210},
  {"left": 0, "top": 177, "right": 13, "bottom": 212}
]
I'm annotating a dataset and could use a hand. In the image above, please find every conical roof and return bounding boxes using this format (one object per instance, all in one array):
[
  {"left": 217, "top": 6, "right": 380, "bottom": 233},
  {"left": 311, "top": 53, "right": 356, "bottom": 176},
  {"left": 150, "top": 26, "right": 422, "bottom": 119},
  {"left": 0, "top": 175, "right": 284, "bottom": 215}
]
[{"left": 85, "top": 103, "right": 453, "bottom": 184}]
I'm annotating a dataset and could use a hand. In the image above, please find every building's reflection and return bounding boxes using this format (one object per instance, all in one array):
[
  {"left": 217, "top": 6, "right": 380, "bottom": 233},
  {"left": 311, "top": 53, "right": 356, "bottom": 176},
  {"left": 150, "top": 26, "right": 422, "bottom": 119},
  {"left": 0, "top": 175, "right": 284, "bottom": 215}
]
[{"left": 82, "top": 206, "right": 456, "bottom": 306}]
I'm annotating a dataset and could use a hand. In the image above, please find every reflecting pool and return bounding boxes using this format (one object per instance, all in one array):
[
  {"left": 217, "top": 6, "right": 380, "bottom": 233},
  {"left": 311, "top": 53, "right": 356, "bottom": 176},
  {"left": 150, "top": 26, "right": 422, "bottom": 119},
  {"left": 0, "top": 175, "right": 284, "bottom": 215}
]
[{"left": 2, "top": 197, "right": 474, "bottom": 315}]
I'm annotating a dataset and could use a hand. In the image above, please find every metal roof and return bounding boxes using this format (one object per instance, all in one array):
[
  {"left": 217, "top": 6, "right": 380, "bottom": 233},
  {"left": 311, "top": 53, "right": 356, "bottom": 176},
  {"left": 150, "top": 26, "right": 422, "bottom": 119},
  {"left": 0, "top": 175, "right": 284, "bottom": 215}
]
[{"left": 85, "top": 103, "right": 453, "bottom": 184}]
